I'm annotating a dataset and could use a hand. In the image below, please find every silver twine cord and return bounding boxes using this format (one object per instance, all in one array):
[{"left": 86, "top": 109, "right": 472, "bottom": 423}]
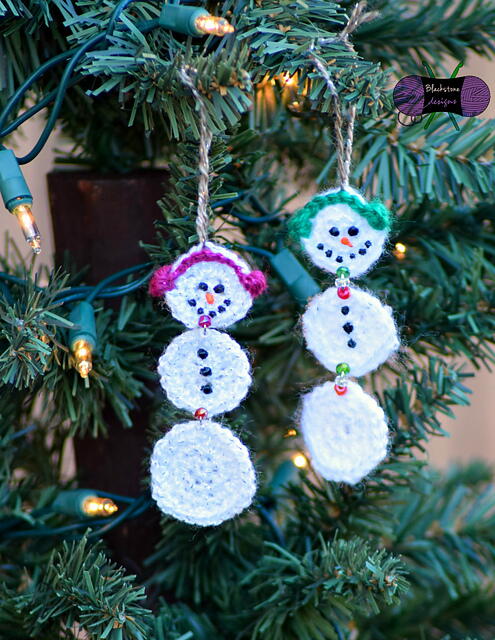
[
  {"left": 179, "top": 67, "right": 213, "bottom": 245},
  {"left": 308, "top": 2, "right": 374, "bottom": 189}
]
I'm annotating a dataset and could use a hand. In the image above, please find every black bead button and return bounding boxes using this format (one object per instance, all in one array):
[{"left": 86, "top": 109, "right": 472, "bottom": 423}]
[
  {"left": 348, "top": 339, "right": 356, "bottom": 348},
  {"left": 200, "top": 367, "right": 212, "bottom": 376},
  {"left": 341, "top": 306, "right": 350, "bottom": 315},
  {"left": 343, "top": 322, "right": 354, "bottom": 334},
  {"left": 197, "top": 349, "right": 208, "bottom": 359},
  {"left": 201, "top": 384, "right": 213, "bottom": 394}
]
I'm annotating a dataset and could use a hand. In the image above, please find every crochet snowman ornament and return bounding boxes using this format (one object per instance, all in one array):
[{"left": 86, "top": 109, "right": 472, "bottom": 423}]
[
  {"left": 149, "top": 242, "right": 267, "bottom": 526},
  {"left": 288, "top": 187, "right": 398, "bottom": 483}
]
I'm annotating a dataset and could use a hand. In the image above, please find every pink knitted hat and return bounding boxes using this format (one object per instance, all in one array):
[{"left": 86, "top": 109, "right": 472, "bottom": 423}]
[{"left": 149, "top": 245, "right": 267, "bottom": 299}]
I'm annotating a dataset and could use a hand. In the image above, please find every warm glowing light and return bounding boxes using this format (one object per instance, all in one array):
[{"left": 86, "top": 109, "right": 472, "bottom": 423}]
[
  {"left": 195, "top": 14, "right": 234, "bottom": 36},
  {"left": 285, "top": 428, "right": 297, "bottom": 437},
  {"left": 82, "top": 496, "right": 118, "bottom": 517},
  {"left": 73, "top": 339, "right": 93, "bottom": 379},
  {"left": 280, "top": 72, "right": 296, "bottom": 87},
  {"left": 12, "top": 203, "right": 41, "bottom": 254},
  {"left": 393, "top": 242, "right": 407, "bottom": 260},
  {"left": 292, "top": 453, "right": 308, "bottom": 468}
]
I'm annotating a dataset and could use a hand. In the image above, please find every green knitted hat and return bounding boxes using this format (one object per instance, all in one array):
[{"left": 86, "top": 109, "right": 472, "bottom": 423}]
[{"left": 288, "top": 191, "right": 392, "bottom": 240}]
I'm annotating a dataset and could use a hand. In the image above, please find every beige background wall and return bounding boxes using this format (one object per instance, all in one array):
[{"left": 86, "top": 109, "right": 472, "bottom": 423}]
[{"left": 3, "top": 55, "right": 495, "bottom": 469}]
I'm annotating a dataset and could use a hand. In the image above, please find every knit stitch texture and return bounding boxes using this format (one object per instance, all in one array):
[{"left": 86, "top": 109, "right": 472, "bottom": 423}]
[
  {"left": 301, "top": 381, "right": 388, "bottom": 484},
  {"left": 158, "top": 329, "right": 251, "bottom": 416},
  {"left": 302, "top": 286, "right": 399, "bottom": 377},
  {"left": 150, "top": 420, "right": 256, "bottom": 526},
  {"left": 288, "top": 190, "right": 392, "bottom": 239}
]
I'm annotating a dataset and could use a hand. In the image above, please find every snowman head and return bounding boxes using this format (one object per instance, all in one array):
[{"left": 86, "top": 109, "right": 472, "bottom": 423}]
[
  {"left": 288, "top": 188, "right": 392, "bottom": 278},
  {"left": 149, "top": 242, "right": 267, "bottom": 328}
]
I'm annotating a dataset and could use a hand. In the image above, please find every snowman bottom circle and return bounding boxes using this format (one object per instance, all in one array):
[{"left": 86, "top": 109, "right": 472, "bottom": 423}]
[
  {"left": 150, "top": 420, "right": 256, "bottom": 526},
  {"left": 158, "top": 329, "right": 251, "bottom": 417},
  {"left": 301, "top": 381, "right": 388, "bottom": 484}
]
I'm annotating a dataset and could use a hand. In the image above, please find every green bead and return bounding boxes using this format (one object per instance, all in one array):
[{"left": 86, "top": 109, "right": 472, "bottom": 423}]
[
  {"left": 336, "top": 362, "right": 350, "bottom": 375},
  {"left": 336, "top": 266, "right": 350, "bottom": 279}
]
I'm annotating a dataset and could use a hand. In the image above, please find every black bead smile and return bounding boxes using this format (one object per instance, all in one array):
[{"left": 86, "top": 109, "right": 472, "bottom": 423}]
[{"left": 315, "top": 235, "right": 374, "bottom": 264}]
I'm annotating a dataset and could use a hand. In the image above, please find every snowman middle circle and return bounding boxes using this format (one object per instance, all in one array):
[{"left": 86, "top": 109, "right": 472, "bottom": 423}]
[
  {"left": 302, "top": 286, "right": 399, "bottom": 377},
  {"left": 158, "top": 329, "right": 251, "bottom": 416}
]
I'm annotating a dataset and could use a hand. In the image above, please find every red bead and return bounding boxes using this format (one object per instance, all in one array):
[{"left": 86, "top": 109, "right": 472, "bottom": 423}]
[
  {"left": 194, "top": 407, "right": 208, "bottom": 420},
  {"left": 337, "top": 286, "right": 350, "bottom": 300},
  {"left": 334, "top": 384, "right": 348, "bottom": 396},
  {"left": 198, "top": 315, "right": 212, "bottom": 328}
]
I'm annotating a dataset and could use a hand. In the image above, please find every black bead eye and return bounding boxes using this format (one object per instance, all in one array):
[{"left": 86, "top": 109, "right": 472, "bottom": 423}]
[
  {"left": 329, "top": 227, "right": 340, "bottom": 237},
  {"left": 188, "top": 299, "right": 196, "bottom": 307},
  {"left": 198, "top": 282, "right": 208, "bottom": 291},
  {"left": 213, "top": 284, "right": 225, "bottom": 293},
  {"left": 348, "top": 226, "right": 359, "bottom": 236}
]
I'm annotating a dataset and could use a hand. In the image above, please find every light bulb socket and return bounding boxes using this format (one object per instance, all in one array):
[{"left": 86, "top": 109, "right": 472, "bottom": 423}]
[
  {"left": 159, "top": 4, "right": 209, "bottom": 35},
  {"left": 0, "top": 149, "right": 32, "bottom": 211},
  {"left": 68, "top": 301, "right": 97, "bottom": 350},
  {"left": 270, "top": 248, "right": 321, "bottom": 306},
  {"left": 52, "top": 489, "right": 99, "bottom": 518}
]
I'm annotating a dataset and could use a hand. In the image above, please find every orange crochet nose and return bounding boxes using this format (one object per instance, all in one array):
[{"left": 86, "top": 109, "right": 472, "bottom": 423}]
[
  {"left": 341, "top": 237, "right": 353, "bottom": 247},
  {"left": 205, "top": 292, "right": 215, "bottom": 304}
]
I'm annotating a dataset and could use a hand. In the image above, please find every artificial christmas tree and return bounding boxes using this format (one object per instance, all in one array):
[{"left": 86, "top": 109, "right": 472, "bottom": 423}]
[{"left": 1, "top": 1, "right": 495, "bottom": 639}]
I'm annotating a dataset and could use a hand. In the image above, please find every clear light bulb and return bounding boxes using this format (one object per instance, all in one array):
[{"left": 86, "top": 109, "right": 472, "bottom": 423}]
[
  {"left": 12, "top": 203, "right": 41, "bottom": 254},
  {"left": 82, "top": 496, "right": 118, "bottom": 517},
  {"left": 73, "top": 339, "right": 93, "bottom": 379},
  {"left": 194, "top": 14, "right": 234, "bottom": 36}
]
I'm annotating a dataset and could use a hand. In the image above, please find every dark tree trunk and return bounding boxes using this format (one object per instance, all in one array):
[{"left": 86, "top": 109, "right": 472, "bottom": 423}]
[{"left": 48, "top": 169, "right": 167, "bottom": 576}]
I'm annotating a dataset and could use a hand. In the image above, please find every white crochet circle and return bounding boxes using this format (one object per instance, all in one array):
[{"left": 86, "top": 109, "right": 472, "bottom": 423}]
[
  {"left": 301, "top": 380, "right": 388, "bottom": 484},
  {"left": 158, "top": 329, "right": 251, "bottom": 416},
  {"left": 150, "top": 420, "right": 256, "bottom": 526},
  {"left": 301, "top": 188, "right": 388, "bottom": 278},
  {"left": 302, "top": 286, "right": 398, "bottom": 377},
  {"left": 166, "top": 242, "right": 253, "bottom": 329}
]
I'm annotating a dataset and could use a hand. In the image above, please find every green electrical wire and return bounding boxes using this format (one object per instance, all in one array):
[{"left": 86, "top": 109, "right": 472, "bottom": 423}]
[{"left": 85, "top": 263, "right": 153, "bottom": 303}]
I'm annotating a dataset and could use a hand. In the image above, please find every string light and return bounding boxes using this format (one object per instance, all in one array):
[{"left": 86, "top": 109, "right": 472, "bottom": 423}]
[
  {"left": 82, "top": 496, "right": 118, "bottom": 517},
  {"left": 292, "top": 452, "right": 308, "bottom": 468},
  {"left": 72, "top": 338, "right": 93, "bottom": 379},
  {"left": 285, "top": 428, "right": 297, "bottom": 437},
  {"left": 0, "top": 148, "right": 41, "bottom": 254},
  {"left": 393, "top": 242, "right": 407, "bottom": 260},
  {"left": 194, "top": 14, "right": 234, "bottom": 36},
  {"left": 11, "top": 203, "right": 41, "bottom": 254}
]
